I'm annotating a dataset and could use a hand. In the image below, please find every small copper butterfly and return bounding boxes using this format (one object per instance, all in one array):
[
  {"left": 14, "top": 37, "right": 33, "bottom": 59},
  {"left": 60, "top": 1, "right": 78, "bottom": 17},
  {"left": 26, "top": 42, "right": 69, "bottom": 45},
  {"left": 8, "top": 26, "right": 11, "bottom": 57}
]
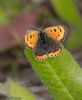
[{"left": 24, "top": 23, "right": 66, "bottom": 61}]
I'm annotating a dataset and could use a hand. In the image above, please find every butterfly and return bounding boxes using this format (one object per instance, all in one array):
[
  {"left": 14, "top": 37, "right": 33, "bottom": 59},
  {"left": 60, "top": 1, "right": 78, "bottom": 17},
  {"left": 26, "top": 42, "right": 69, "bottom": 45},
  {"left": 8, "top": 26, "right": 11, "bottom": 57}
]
[{"left": 24, "top": 25, "right": 66, "bottom": 61}]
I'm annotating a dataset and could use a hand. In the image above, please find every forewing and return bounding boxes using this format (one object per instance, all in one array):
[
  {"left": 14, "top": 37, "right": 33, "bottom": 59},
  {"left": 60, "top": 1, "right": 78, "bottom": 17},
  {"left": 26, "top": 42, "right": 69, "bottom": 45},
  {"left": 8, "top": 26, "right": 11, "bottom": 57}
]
[
  {"left": 24, "top": 30, "right": 39, "bottom": 49},
  {"left": 43, "top": 25, "right": 66, "bottom": 42}
]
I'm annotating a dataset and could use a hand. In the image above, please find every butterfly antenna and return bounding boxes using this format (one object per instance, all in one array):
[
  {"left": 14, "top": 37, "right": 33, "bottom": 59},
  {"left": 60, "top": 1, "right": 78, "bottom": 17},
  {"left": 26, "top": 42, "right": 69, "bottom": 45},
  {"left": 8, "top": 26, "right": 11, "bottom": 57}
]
[
  {"left": 26, "top": 22, "right": 40, "bottom": 31},
  {"left": 40, "top": 17, "right": 48, "bottom": 31}
]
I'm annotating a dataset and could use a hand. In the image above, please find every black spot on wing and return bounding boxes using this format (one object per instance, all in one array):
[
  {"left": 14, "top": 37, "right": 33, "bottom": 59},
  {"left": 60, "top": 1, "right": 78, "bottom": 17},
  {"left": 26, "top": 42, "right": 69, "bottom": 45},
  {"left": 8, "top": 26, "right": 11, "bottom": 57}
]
[
  {"left": 60, "top": 29, "right": 62, "bottom": 32},
  {"left": 30, "top": 35, "right": 32, "bottom": 38},
  {"left": 56, "top": 36, "right": 57, "bottom": 39},
  {"left": 54, "top": 29, "right": 56, "bottom": 32},
  {"left": 50, "top": 30, "right": 52, "bottom": 32},
  {"left": 58, "top": 27, "right": 60, "bottom": 29},
  {"left": 30, "top": 42, "right": 32, "bottom": 44},
  {"left": 27, "top": 37, "right": 28, "bottom": 41},
  {"left": 58, "top": 34, "right": 60, "bottom": 36}
]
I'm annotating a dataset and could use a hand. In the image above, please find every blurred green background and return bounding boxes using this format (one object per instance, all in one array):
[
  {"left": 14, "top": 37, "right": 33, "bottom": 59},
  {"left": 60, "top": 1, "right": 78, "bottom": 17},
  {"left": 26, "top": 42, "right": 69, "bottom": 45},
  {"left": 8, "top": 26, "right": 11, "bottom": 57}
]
[{"left": 0, "top": 0, "right": 82, "bottom": 100}]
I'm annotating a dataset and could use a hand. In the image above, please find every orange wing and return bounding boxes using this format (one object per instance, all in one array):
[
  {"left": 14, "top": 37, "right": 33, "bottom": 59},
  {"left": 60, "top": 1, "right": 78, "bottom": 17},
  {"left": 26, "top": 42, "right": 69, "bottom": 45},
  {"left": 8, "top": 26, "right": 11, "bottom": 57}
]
[
  {"left": 35, "top": 54, "right": 47, "bottom": 61},
  {"left": 48, "top": 47, "right": 62, "bottom": 57},
  {"left": 35, "top": 47, "right": 62, "bottom": 61},
  {"left": 43, "top": 25, "right": 66, "bottom": 42},
  {"left": 24, "top": 30, "right": 39, "bottom": 49}
]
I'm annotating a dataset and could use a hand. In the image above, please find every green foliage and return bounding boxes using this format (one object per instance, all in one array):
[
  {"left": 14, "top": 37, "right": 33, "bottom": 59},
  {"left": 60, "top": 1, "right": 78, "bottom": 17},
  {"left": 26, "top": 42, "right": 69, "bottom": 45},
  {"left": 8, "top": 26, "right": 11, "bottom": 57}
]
[
  {"left": 5, "top": 79, "right": 36, "bottom": 100},
  {"left": 50, "top": 0, "right": 82, "bottom": 50},
  {"left": 25, "top": 47, "right": 82, "bottom": 100},
  {"left": 66, "top": 29, "right": 82, "bottom": 50},
  {"left": 0, "top": 0, "right": 23, "bottom": 24},
  {"left": 0, "top": 8, "right": 10, "bottom": 24},
  {"left": 50, "top": 0, "right": 82, "bottom": 27}
]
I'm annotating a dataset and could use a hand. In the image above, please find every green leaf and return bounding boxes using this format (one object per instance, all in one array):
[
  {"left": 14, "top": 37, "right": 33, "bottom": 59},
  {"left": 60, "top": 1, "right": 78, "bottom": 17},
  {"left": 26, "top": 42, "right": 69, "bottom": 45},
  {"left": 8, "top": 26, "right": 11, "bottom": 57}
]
[
  {"left": 25, "top": 47, "right": 82, "bottom": 100},
  {"left": 5, "top": 79, "right": 36, "bottom": 100},
  {"left": 0, "top": 9, "right": 10, "bottom": 24},
  {"left": 50, "top": 0, "right": 82, "bottom": 27},
  {"left": 66, "top": 29, "right": 82, "bottom": 50},
  {"left": 50, "top": 0, "right": 82, "bottom": 50}
]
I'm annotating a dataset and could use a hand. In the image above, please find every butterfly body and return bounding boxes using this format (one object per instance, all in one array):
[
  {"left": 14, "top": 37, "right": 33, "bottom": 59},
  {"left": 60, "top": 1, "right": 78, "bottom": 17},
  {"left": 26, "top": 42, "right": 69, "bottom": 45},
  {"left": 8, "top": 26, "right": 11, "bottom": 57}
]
[
  {"left": 24, "top": 25, "right": 66, "bottom": 61},
  {"left": 34, "top": 32, "right": 60, "bottom": 55},
  {"left": 39, "top": 31, "right": 48, "bottom": 50}
]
